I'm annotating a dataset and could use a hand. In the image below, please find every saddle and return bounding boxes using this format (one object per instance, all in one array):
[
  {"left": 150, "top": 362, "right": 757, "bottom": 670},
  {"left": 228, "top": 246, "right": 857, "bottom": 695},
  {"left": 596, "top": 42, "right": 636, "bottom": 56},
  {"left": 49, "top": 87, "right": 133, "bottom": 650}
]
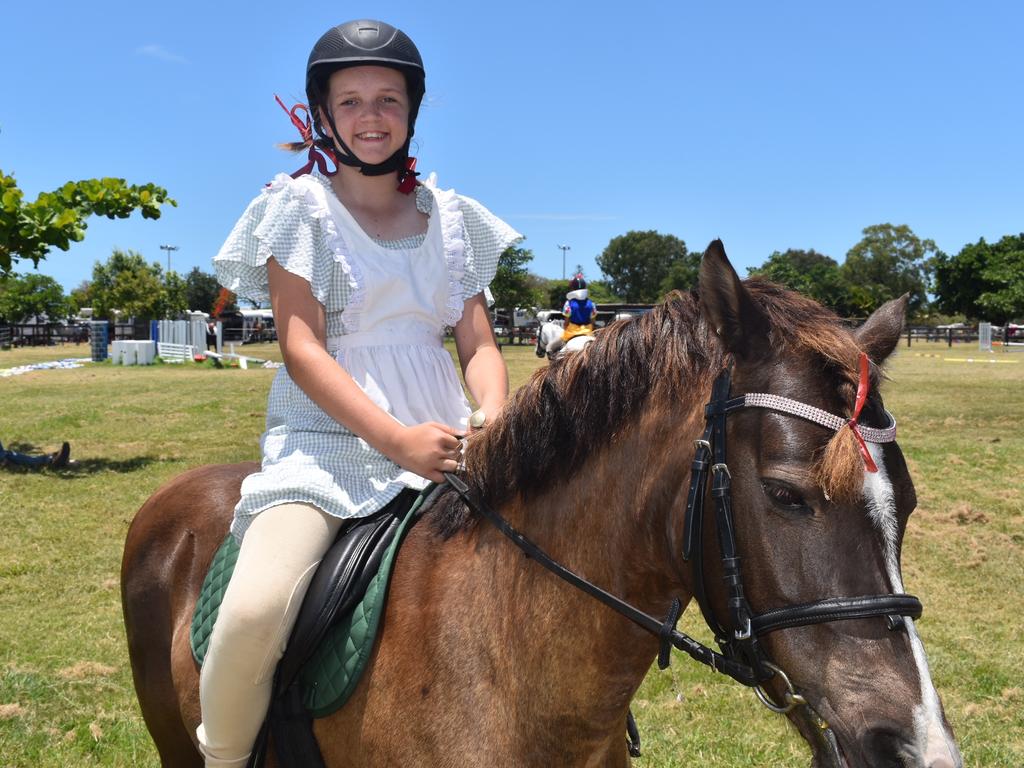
[{"left": 190, "top": 484, "right": 440, "bottom": 768}]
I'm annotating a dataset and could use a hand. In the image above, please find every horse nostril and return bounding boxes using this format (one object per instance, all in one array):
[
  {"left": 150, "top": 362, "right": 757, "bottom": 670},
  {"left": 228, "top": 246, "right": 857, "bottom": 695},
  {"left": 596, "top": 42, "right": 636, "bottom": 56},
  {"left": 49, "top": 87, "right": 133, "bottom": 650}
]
[{"left": 859, "top": 726, "right": 910, "bottom": 768}]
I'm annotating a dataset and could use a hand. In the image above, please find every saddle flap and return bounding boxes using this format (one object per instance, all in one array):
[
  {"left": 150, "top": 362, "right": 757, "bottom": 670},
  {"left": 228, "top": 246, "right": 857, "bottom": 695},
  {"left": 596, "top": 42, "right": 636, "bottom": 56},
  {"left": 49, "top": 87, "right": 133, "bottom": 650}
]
[{"left": 275, "top": 490, "right": 420, "bottom": 691}]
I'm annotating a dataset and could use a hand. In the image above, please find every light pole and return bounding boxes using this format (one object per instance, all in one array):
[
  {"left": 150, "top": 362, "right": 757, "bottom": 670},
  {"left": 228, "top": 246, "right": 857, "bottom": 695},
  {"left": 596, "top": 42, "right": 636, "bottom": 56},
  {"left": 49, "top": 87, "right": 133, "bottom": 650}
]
[
  {"left": 557, "top": 244, "right": 571, "bottom": 280},
  {"left": 159, "top": 244, "right": 179, "bottom": 276}
]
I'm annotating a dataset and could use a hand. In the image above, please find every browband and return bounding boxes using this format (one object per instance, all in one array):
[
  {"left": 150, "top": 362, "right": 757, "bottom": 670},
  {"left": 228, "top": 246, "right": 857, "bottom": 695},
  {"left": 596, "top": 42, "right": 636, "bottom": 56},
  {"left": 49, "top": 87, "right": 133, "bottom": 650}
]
[{"left": 741, "top": 393, "right": 897, "bottom": 444}]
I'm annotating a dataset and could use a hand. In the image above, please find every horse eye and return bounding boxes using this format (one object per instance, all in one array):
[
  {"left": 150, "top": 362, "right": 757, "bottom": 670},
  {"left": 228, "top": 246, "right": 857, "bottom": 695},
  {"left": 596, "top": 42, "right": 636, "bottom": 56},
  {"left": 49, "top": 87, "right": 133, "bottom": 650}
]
[{"left": 761, "top": 480, "right": 810, "bottom": 512}]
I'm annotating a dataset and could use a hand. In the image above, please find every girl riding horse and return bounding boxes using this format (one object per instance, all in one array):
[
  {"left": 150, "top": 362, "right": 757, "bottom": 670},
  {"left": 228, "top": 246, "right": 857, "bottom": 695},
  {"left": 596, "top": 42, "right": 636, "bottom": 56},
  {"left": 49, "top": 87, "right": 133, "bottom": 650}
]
[
  {"left": 561, "top": 273, "right": 597, "bottom": 342},
  {"left": 123, "top": 243, "right": 962, "bottom": 767},
  {"left": 196, "top": 19, "right": 519, "bottom": 767}
]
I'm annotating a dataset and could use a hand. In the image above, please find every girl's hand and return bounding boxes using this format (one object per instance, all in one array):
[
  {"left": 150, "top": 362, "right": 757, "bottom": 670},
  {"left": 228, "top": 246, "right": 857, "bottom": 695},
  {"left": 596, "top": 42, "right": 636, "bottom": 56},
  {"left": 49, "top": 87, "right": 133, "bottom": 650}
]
[{"left": 386, "top": 422, "right": 462, "bottom": 483}]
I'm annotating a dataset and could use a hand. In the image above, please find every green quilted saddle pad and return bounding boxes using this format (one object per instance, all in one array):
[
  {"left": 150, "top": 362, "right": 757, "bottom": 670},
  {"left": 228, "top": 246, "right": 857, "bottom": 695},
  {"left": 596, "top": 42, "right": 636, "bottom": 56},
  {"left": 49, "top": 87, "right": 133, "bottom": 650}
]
[
  {"left": 190, "top": 535, "right": 239, "bottom": 664},
  {"left": 189, "top": 489, "right": 429, "bottom": 717}
]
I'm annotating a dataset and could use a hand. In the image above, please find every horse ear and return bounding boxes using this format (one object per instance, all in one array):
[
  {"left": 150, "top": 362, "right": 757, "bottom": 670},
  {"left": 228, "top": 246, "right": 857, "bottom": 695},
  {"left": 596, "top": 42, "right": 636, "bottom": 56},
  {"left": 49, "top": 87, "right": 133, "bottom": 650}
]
[
  {"left": 854, "top": 294, "right": 908, "bottom": 365},
  {"left": 698, "top": 239, "right": 769, "bottom": 362}
]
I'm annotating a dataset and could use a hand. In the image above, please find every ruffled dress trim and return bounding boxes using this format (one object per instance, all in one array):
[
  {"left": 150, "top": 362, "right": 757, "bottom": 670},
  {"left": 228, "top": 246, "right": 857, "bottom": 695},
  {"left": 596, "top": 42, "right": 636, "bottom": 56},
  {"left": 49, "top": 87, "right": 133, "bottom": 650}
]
[
  {"left": 214, "top": 171, "right": 521, "bottom": 331},
  {"left": 453, "top": 193, "right": 524, "bottom": 302},
  {"left": 213, "top": 173, "right": 351, "bottom": 309},
  {"left": 303, "top": 174, "right": 366, "bottom": 332},
  {"left": 425, "top": 184, "right": 469, "bottom": 327},
  {"left": 306, "top": 174, "right": 467, "bottom": 332}
]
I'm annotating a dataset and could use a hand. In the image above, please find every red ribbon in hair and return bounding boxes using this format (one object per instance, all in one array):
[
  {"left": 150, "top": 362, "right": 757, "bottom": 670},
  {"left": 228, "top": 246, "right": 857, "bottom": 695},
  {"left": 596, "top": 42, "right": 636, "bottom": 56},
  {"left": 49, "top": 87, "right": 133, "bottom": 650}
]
[
  {"left": 848, "top": 352, "right": 878, "bottom": 473},
  {"left": 272, "top": 95, "right": 418, "bottom": 194},
  {"left": 397, "top": 156, "right": 418, "bottom": 194},
  {"left": 274, "top": 94, "right": 337, "bottom": 178}
]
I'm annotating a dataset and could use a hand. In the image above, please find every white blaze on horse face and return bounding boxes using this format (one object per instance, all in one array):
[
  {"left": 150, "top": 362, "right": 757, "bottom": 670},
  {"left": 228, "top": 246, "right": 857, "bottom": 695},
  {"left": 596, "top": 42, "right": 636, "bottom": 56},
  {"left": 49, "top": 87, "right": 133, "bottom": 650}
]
[{"left": 862, "top": 443, "right": 963, "bottom": 767}]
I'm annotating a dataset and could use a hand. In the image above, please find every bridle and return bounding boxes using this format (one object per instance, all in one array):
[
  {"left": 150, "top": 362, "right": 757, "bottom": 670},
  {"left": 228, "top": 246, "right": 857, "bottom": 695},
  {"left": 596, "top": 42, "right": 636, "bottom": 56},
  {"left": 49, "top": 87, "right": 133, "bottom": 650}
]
[
  {"left": 681, "top": 365, "right": 921, "bottom": 728},
  {"left": 442, "top": 359, "right": 922, "bottom": 763}
]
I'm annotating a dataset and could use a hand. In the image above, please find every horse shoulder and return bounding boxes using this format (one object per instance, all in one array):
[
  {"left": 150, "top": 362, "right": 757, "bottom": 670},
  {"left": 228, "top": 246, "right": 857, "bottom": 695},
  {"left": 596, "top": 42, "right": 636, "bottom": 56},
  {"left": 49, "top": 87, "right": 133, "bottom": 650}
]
[{"left": 315, "top": 515, "right": 511, "bottom": 764}]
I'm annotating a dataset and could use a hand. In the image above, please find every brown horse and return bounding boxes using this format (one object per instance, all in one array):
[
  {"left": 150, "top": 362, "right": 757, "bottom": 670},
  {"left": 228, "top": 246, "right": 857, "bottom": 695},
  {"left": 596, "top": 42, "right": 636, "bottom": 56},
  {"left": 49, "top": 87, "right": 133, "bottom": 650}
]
[{"left": 122, "top": 242, "right": 961, "bottom": 767}]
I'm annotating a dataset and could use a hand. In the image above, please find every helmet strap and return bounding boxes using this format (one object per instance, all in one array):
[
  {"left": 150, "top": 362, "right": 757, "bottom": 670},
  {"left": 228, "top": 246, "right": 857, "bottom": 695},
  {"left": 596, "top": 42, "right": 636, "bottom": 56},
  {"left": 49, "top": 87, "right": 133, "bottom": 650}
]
[
  {"left": 325, "top": 123, "right": 403, "bottom": 175},
  {"left": 320, "top": 108, "right": 419, "bottom": 193}
]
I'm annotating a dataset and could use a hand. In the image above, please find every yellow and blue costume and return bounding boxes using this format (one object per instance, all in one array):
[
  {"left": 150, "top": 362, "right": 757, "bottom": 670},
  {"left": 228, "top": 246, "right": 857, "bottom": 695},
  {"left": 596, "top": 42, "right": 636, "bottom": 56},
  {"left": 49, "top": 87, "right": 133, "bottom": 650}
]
[{"left": 562, "top": 274, "right": 597, "bottom": 342}]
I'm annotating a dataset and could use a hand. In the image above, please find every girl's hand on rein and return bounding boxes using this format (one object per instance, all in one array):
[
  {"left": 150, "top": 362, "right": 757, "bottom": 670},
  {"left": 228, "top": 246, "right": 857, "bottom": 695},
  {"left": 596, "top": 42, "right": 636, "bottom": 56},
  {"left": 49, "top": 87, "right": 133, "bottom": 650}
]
[{"left": 388, "top": 422, "right": 463, "bottom": 483}]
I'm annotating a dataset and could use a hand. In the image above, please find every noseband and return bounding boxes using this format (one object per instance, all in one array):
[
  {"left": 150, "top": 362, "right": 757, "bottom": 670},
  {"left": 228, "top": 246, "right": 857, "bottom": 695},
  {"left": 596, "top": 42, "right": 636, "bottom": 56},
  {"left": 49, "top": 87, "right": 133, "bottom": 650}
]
[{"left": 443, "top": 363, "right": 923, "bottom": 761}]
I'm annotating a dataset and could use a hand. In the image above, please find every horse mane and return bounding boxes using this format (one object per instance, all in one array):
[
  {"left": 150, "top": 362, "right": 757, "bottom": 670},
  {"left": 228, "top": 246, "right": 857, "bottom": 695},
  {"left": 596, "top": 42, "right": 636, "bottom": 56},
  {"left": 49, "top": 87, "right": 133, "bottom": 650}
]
[{"left": 432, "top": 279, "right": 866, "bottom": 536}]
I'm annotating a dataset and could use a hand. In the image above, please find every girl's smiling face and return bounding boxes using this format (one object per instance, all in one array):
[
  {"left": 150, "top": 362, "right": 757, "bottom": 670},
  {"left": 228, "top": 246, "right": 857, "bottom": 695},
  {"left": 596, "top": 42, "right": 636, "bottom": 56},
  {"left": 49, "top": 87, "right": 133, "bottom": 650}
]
[{"left": 321, "top": 66, "right": 410, "bottom": 165}]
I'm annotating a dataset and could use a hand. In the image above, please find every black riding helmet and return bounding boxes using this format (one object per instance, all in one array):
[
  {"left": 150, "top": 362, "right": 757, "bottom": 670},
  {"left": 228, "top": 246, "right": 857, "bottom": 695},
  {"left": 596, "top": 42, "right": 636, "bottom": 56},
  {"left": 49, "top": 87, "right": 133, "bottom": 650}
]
[{"left": 306, "top": 20, "right": 425, "bottom": 177}]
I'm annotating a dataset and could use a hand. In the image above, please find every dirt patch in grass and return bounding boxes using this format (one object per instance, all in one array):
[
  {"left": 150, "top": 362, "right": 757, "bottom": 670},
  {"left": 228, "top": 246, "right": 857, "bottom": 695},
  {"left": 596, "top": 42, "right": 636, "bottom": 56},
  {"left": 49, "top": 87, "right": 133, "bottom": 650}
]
[
  {"left": 950, "top": 502, "right": 990, "bottom": 525},
  {"left": 57, "top": 662, "right": 117, "bottom": 680},
  {"left": 0, "top": 702, "right": 27, "bottom": 719}
]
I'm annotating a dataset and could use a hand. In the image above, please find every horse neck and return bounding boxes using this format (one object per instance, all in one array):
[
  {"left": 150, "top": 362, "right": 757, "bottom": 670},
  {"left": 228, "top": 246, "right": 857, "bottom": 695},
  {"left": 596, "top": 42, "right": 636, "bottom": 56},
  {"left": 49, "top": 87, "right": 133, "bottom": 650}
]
[{"left": 483, "top": 408, "right": 701, "bottom": 715}]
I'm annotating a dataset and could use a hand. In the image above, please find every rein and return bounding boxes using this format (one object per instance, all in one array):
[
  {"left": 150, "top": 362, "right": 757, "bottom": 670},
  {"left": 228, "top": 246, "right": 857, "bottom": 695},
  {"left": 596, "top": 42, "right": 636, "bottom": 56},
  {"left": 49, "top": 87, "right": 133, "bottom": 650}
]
[
  {"left": 442, "top": 471, "right": 760, "bottom": 686},
  {"left": 442, "top": 361, "right": 924, "bottom": 763}
]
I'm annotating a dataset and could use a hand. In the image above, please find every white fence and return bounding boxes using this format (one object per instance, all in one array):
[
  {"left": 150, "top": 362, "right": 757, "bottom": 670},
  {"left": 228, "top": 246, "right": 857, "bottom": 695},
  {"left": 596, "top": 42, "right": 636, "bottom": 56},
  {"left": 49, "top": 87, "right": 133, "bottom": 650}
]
[
  {"left": 979, "top": 322, "right": 992, "bottom": 352},
  {"left": 157, "top": 318, "right": 220, "bottom": 353}
]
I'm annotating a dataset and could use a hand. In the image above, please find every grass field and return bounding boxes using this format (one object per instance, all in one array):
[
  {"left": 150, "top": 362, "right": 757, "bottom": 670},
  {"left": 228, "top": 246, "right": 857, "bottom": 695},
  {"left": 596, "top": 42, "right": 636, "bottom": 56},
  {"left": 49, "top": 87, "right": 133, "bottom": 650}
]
[{"left": 1, "top": 339, "right": 1022, "bottom": 766}]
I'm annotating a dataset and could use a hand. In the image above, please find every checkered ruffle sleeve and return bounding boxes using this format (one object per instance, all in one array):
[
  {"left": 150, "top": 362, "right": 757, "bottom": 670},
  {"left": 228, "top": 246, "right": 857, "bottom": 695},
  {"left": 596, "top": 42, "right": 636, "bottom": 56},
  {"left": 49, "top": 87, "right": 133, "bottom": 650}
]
[
  {"left": 213, "top": 173, "right": 336, "bottom": 307},
  {"left": 456, "top": 194, "right": 523, "bottom": 299}
]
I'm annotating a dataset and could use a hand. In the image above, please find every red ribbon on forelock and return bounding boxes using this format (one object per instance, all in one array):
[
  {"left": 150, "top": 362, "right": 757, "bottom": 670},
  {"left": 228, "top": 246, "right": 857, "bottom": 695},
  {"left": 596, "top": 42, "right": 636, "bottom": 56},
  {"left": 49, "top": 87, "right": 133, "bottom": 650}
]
[
  {"left": 848, "top": 351, "right": 878, "bottom": 473},
  {"left": 274, "top": 94, "right": 337, "bottom": 178}
]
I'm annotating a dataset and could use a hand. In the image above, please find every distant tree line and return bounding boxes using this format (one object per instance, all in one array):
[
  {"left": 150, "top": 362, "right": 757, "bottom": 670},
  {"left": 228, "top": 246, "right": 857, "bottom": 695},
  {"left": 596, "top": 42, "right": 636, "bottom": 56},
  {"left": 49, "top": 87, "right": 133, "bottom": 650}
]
[
  {"left": 2, "top": 160, "right": 1020, "bottom": 328},
  {"left": 4, "top": 230, "right": 1021, "bottom": 328},
  {"left": 489, "top": 226, "right": 1024, "bottom": 325},
  {"left": 0, "top": 251, "right": 237, "bottom": 325},
  {"left": 751, "top": 226, "right": 1024, "bottom": 323}
]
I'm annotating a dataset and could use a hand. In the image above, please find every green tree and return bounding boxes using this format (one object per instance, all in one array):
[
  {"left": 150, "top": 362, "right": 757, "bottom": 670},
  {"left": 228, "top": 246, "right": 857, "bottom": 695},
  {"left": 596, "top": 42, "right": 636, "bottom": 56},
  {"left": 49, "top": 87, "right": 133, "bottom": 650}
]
[
  {"left": 67, "top": 280, "right": 93, "bottom": 315},
  {"left": 89, "top": 249, "right": 187, "bottom": 320},
  {"left": 586, "top": 279, "right": 622, "bottom": 304},
  {"left": 658, "top": 255, "right": 701, "bottom": 296},
  {"left": 0, "top": 272, "right": 68, "bottom": 323},
  {"left": 933, "top": 234, "right": 1024, "bottom": 324},
  {"left": 596, "top": 230, "right": 692, "bottom": 302},
  {"left": 185, "top": 267, "right": 223, "bottom": 314},
  {"left": 841, "top": 224, "right": 935, "bottom": 316},
  {"left": 749, "top": 248, "right": 854, "bottom": 315},
  {"left": 158, "top": 271, "right": 189, "bottom": 319},
  {"left": 0, "top": 169, "right": 176, "bottom": 275},
  {"left": 490, "top": 245, "right": 537, "bottom": 311}
]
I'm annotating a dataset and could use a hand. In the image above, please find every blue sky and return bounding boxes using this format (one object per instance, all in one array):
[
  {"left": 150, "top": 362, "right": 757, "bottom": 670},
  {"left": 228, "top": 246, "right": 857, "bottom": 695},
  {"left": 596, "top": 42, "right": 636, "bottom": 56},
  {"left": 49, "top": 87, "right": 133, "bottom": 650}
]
[{"left": 3, "top": 2, "right": 1022, "bottom": 295}]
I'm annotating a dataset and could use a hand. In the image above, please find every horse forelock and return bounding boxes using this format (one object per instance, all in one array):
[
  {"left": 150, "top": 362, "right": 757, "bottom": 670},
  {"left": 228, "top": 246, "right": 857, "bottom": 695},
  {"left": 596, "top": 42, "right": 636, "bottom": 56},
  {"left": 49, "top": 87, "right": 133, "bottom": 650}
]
[
  {"left": 745, "top": 279, "right": 861, "bottom": 374},
  {"left": 430, "top": 280, "right": 884, "bottom": 536},
  {"left": 742, "top": 281, "right": 896, "bottom": 503}
]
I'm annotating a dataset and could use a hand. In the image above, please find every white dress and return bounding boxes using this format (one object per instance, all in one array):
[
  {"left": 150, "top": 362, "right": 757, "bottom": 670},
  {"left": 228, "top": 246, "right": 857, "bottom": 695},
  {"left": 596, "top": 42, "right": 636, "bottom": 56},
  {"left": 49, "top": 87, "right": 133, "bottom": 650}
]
[{"left": 213, "top": 171, "right": 521, "bottom": 540}]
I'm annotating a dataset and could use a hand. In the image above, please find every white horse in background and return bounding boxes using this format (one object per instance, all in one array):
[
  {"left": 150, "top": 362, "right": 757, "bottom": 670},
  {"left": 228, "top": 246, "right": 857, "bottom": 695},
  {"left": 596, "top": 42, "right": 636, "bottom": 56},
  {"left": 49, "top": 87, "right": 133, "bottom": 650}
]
[
  {"left": 535, "top": 311, "right": 643, "bottom": 359},
  {"left": 535, "top": 320, "right": 595, "bottom": 359}
]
